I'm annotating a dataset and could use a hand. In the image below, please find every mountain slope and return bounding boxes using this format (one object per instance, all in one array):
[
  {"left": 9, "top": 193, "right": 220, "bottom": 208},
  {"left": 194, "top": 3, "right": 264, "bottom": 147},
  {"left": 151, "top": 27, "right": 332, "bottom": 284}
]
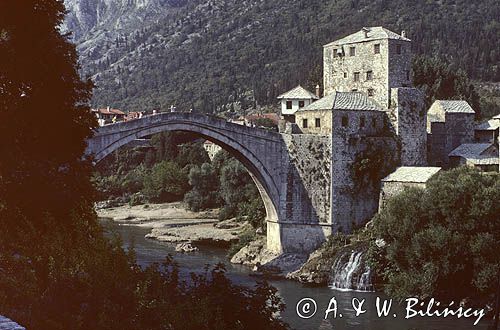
[{"left": 64, "top": 0, "right": 500, "bottom": 113}]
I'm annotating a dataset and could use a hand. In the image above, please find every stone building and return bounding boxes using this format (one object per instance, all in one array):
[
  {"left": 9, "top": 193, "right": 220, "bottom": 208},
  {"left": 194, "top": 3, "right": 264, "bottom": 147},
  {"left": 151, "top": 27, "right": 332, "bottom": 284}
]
[
  {"left": 427, "top": 100, "right": 475, "bottom": 167},
  {"left": 323, "top": 27, "right": 412, "bottom": 109},
  {"left": 379, "top": 166, "right": 441, "bottom": 209},
  {"left": 295, "top": 91, "right": 385, "bottom": 135},
  {"left": 475, "top": 114, "right": 500, "bottom": 143},
  {"left": 277, "top": 85, "right": 319, "bottom": 123},
  {"left": 449, "top": 143, "right": 499, "bottom": 172},
  {"left": 275, "top": 26, "right": 429, "bottom": 232}
]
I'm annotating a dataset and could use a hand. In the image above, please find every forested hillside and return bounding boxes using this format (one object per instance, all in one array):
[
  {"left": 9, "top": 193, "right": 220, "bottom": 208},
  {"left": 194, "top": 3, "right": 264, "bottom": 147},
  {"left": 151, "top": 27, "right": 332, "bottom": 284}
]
[{"left": 65, "top": 0, "right": 500, "bottom": 113}]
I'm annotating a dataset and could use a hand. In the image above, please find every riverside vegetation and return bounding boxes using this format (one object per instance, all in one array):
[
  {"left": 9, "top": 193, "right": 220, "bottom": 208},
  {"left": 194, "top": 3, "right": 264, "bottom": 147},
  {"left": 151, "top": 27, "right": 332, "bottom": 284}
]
[{"left": 0, "top": 1, "right": 287, "bottom": 329}]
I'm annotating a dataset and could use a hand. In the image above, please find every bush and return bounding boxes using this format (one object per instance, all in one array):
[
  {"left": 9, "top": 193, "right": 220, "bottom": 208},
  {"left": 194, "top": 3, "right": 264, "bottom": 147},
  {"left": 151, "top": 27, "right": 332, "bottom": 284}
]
[{"left": 369, "top": 167, "right": 500, "bottom": 301}]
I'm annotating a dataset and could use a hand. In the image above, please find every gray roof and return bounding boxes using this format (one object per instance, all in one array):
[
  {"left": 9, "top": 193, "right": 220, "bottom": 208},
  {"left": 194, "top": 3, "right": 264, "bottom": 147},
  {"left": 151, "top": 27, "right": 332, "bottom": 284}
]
[
  {"left": 476, "top": 119, "right": 500, "bottom": 131},
  {"left": 300, "top": 91, "right": 382, "bottom": 112},
  {"left": 448, "top": 143, "right": 499, "bottom": 165},
  {"left": 435, "top": 100, "right": 475, "bottom": 114},
  {"left": 0, "top": 316, "right": 25, "bottom": 330},
  {"left": 382, "top": 166, "right": 441, "bottom": 183},
  {"left": 277, "top": 85, "right": 319, "bottom": 100},
  {"left": 324, "top": 27, "right": 410, "bottom": 47},
  {"left": 449, "top": 143, "right": 492, "bottom": 157}
]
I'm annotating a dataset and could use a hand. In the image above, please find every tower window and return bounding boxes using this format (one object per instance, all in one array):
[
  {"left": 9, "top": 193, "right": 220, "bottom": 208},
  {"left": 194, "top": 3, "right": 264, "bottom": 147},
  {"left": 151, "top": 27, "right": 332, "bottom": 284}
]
[
  {"left": 299, "top": 100, "right": 305, "bottom": 108},
  {"left": 302, "top": 118, "right": 308, "bottom": 128},
  {"left": 360, "top": 116, "right": 365, "bottom": 128},
  {"left": 354, "top": 72, "right": 360, "bottom": 82},
  {"left": 368, "top": 89, "right": 374, "bottom": 96},
  {"left": 349, "top": 46, "right": 356, "bottom": 56},
  {"left": 315, "top": 118, "right": 321, "bottom": 128},
  {"left": 396, "top": 44, "right": 402, "bottom": 54},
  {"left": 286, "top": 101, "right": 292, "bottom": 109},
  {"left": 341, "top": 115, "right": 349, "bottom": 127},
  {"left": 374, "top": 44, "right": 380, "bottom": 54},
  {"left": 366, "top": 71, "right": 373, "bottom": 81}
]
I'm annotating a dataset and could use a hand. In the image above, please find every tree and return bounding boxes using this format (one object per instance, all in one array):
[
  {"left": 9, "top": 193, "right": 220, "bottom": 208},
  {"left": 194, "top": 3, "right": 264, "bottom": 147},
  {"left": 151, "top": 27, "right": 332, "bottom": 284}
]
[
  {"left": 413, "top": 56, "right": 481, "bottom": 118},
  {"left": 0, "top": 3, "right": 289, "bottom": 329},
  {"left": 184, "top": 162, "right": 220, "bottom": 211},
  {"left": 143, "top": 160, "right": 189, "bottom": 202},
  {"left": 369, "top": 167, "right": 500, "bottom": 303}
]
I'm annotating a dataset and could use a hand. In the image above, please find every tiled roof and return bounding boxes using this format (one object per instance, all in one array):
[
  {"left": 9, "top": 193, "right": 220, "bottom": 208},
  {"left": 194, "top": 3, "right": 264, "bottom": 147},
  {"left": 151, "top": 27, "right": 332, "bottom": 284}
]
[
  {"left": 382, "top": 166, "right": 441, "bottom": 183},
  {"left": 449, "top": 143, "right": 499, "bottom": 165},
  {"left": 277, "top": 85, "right": 319, "bottom": 100},
  {"left": 435, "top": 100, "right": 475, "bottom": 114},
  {"left": 0, "top": 316, "right": 25, "bottom": 330},
  {"left": 301, "top": 91, "right": 382, "bottom": 112},
  {"left": 245, "top": 113, "right": 280, "bottom": 125},
  {"left": 476, "top": 119, "right": 500, "bottom": 131},
  {"left": 324, "top": 27, "right": 410, "bottom": 47},
  {"left": 93, "top": 108, "right": 125, "bottom": 115}
]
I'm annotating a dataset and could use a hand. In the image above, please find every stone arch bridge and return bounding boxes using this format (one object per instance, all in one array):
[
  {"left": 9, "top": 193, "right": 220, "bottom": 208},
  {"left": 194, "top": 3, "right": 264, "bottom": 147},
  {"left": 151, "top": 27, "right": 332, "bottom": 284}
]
[{"left": 85, "top": 112, "right": 332, "bottom": 254}]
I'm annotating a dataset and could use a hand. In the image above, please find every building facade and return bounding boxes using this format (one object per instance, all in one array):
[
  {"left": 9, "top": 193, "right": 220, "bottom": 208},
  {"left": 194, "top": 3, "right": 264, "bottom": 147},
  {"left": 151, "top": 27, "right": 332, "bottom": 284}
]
[{"left": 323, "top": 27, "right": 412, "bottom": 109}]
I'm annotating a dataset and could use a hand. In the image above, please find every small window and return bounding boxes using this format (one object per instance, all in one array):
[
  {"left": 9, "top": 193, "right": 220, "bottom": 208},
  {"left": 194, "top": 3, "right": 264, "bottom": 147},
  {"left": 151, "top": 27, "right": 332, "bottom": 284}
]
[
  {"left": 315, "top": 118, "right": 321, "bottom": 128},
  {"left": 343, "top": 72, "right": 348, "bottom": 78},
  {"left": 374, "top": 44, "right": 380, "bottom": 54},
  {"left": 286, "top": 101, "right": 292, "bottom": 110},
  {"left": 366, "top": 71, "right": 373, "bottom": 81},
  {"left": 333, "top": 49, "right": 337, "bottom": 57},
  {"left": 349, "top": 46, "right": 356, "bottom": 56},
  {"left": 302, "top": 118, "right": 308, "bottom": 128},
  {"left": 341, "top": 116, "right": 349, "bottom": 127},
  {"left": 360, "top": 116, "right": 365, "bottom": 128},
  {"left": 372, "top": 117, "right": 377, "bottom": 128},
  {"left": 299, "top": 100, "right": 305, "bottom": 108},
  {"left": 354, "top": 72, "right": 360, "bottom": 82},
  {"left": 351, "top": 89, "right": 358, "bottom": 92},
  {"left": 368, "top": 88, "right": 374, "bottom": 96},
  {"left": 406, "top": 70, "right": 410, "bottom": 81},
  {"left": 396, "top": 44, "right": 402, "bottom": 54}
]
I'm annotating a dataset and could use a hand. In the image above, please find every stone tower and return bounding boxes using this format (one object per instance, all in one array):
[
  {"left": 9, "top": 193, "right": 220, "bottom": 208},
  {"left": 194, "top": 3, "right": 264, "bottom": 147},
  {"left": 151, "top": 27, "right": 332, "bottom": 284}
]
[{"left": 323, "top": 27, "right": 412, "bottom": 110}]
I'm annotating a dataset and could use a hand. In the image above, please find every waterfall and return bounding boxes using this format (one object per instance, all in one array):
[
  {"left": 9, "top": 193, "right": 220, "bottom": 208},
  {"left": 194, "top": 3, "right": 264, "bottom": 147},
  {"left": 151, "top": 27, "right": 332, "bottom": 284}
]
[{"left": 330, "top": 249, "right": 374, "bottom": 292}]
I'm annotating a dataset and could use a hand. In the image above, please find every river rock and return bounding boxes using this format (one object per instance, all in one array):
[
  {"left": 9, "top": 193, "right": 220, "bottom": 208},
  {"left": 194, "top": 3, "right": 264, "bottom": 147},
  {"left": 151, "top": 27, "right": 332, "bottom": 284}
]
[
  {"left": 175, "top": 242, "right": 199, "bottom": 253},
  {"left": 286, "top": 246, "right": 337, "bottom": 286},
  {"left": 231, "top": 238, "right": 307, "bottom": 278}
]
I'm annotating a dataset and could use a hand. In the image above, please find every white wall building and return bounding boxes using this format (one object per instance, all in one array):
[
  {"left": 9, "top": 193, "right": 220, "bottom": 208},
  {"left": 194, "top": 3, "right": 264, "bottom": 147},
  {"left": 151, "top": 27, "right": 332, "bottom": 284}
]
[{"left": 277, "top": 85, "right": 319, "bottom": 122}]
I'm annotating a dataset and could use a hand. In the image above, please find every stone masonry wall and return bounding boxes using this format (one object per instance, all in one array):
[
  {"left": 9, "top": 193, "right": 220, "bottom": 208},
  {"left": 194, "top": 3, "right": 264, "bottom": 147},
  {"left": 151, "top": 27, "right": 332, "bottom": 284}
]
[
  {"left": 390, "top": 87, "right": 427, "bottom": 165},
  {"left": 324, "top": 38, "right": 390, "bottom": 107},
  {"left": 281, "top": 134, "right": 331, "bottom": 225}
]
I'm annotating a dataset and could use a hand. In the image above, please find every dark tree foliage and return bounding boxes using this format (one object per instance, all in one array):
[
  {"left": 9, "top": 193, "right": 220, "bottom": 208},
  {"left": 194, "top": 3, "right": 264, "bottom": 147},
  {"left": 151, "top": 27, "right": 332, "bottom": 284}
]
[
  {"left": 413, "top": 56, "right": 481, "bottom": 118},
  {"left": 0, "top": 2, "right": 287, "bottom": 329},
  {"left": 85, "top": 0, "right": 499, "bottom": 113},
  {"left": 369, "top": 167, "right": 500, "bottom": 302}
]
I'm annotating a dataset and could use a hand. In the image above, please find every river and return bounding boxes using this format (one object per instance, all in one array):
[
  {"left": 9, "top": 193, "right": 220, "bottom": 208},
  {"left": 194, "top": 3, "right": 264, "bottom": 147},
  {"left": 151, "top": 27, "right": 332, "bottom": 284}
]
[{"left": 102, "top": 219, "right": 490, "bottom": 330}]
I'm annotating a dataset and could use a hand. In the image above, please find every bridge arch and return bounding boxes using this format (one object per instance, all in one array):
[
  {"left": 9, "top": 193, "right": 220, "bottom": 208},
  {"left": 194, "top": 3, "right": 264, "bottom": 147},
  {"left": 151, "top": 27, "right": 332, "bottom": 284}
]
[{"left": 89, "top": 114, "right": 280, "bottom": 226}]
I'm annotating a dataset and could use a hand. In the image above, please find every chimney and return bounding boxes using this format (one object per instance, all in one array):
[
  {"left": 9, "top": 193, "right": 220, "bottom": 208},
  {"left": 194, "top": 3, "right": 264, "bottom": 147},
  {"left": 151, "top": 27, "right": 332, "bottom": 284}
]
[
  {"left": 401, "top": 30, "right": 406, "bottom": 38},
  {"left": 362, "top": 27, "right": 370, "bottom": 38},
  {"left": 315, "top": 84, "right": 321, "bottom": 98}
]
